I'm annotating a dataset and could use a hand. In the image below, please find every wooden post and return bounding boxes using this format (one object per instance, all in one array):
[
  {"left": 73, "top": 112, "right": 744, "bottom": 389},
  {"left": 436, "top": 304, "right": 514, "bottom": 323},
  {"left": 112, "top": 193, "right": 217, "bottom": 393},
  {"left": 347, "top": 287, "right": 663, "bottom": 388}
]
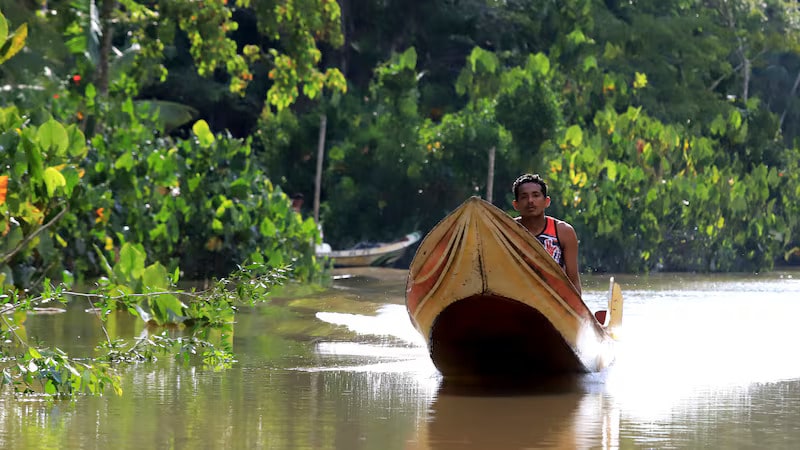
[
  {"left": 486, "top": 146, "right": 496, "bottom": 203},
  {"left": 314, "top": 114, "right": 327, "bottom": 223}
]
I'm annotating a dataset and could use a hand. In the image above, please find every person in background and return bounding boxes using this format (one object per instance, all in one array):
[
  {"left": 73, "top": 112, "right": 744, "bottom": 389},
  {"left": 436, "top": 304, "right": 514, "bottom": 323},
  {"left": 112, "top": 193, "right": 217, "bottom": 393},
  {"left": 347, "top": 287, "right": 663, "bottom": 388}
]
[
  {"left": 291, "top": 193, "right": 304, "bottom": 214},
  {"left": 511, "top": 173, "right": 582, "bottom": 296}
]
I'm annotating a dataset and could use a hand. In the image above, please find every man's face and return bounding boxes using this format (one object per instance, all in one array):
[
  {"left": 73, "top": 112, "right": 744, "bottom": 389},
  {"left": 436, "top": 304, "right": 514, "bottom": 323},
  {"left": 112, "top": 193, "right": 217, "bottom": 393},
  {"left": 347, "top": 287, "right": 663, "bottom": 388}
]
[{"left": 513, "top": 182, "right": 550, "bottom": 217}]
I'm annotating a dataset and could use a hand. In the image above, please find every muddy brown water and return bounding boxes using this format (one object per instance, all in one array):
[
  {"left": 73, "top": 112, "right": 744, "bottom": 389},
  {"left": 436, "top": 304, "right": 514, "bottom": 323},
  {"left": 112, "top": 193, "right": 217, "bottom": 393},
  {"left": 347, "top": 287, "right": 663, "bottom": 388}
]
[{"left": 2, "top": 267, "right": 800, "bottom": 449}]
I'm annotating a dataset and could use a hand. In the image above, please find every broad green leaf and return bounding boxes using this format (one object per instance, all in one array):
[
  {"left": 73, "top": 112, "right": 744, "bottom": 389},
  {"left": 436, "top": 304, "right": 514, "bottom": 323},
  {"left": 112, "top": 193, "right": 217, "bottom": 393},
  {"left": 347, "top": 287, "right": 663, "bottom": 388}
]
[
  {"left": 260, "top": 217, "right": 277, "bottom": 236},
  {"left": 728, "top": 110, "right": 742, "bottom": 129},
  {"left": 148, "top": 223, "right": 168, "bottom": 240},
  {"left": 0, "top": 23, "right": 27, "bottom": 64},
  {"left": 142, "top": 262, "right": 169, "bottom": 290},
  {"left": 114, "top": 152, "right": 134, "bottom": 171},
  {"left": 710, "top": 115, "right": 726, "bottom": 136},
  {"left": 151, "top": 294, "right": 187, "bottom": 322},
  {"left": 117, "top": 243, "right": 146, "bottom": 280},
  {"left": 66, "top": 126, "right": 87, "bottom": 157},
  {"left": 768, "top": 167, "right": 779, "bottom": 185},
  {"left": 469, "top": 47, "right": 497, "bottom": 73},
  {"left": 399, "top": 47, "right": 417, "bottom": 70},
  {"left": 64, "top": 35, "right": 86, "bottom": 54},
  {"left": 567, "top": 29, "right": 587, "bottom": 46},
  {"left": 137, "top": 100, "right": 198, "bottom": 132},
  {"left": 582, "top": 56, "right": 598, "bottom": 72},
  {"left": 215, "top": 198, "right": 233, "bottom": 217},
  {"left": 268, "top": 251, "right": 284, "bottom": 266},
  {"left": 603, "top": 42, "right": 624, "bottom": 60},
  {"left": 565, "top": 125, "right": 583, "bottom": 147},
  {"left": 192, "top": 120, "right": 215, "bottom": 148},
  {"left": 43, "top": 167, "right": 67, "bottom": 197},
  {"left": 528, "top": 53, "right": 550, "bottom": 76},
  {"left": 23, "top": 136, "right": 44, "bottom": 182},
  {"left": 188, "top": 174, "right": 202, "bottom": 192},
  {"left": 230, "top": 177, "right": 249, "bottom": 198},
  {"left": 0, "top": 13, "right": 7, "bottom": 44},
  {"left": 121, "top": 98, "right": 134, "bottom": 115},
  {"left": 605, "top": 160, "right": 617, "bottom": 181},
  {"left": 85, "top": 83, "right": 97, "bottom": 102}
]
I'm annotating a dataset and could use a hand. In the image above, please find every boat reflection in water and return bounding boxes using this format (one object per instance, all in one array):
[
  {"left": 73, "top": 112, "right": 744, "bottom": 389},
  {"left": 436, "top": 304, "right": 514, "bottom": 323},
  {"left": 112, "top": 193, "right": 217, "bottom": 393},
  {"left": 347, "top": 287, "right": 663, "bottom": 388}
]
[
  {"left": 315, "top": 268, "right": 800, "bottom": 449},
  {"left": 410, "top": 376, "right": 619, "bottom": 450},
  {"left": 313, "top": 284, "right": 622, "bottom": 450}
]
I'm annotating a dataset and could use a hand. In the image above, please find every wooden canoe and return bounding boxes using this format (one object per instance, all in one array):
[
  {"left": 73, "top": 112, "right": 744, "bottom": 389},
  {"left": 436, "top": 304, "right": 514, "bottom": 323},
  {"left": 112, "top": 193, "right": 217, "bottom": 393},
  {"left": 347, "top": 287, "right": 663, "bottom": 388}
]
[
  {"left": 405, "top": 197, "right": 622, "bottom": 378},
  {"left": 317, "top": 232, "right": 422, "bottom": 268}
]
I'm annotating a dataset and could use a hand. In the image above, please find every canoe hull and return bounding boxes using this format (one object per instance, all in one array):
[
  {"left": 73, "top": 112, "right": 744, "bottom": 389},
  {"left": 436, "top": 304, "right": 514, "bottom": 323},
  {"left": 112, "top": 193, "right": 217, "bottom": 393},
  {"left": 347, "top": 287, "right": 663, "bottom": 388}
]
[
  {"left": 430, "top": 294, "right": 588, "bottom": 376},
  {"left": 406, "top": 197, "right": 617, "bottom": 378}
]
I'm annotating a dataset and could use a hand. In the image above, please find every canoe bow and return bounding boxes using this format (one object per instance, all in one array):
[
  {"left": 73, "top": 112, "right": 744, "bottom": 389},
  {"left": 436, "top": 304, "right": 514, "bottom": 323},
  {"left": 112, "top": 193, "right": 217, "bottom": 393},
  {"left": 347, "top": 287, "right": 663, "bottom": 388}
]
[{"left": 406, "top": 197, "right": 617, "bottom": 377}]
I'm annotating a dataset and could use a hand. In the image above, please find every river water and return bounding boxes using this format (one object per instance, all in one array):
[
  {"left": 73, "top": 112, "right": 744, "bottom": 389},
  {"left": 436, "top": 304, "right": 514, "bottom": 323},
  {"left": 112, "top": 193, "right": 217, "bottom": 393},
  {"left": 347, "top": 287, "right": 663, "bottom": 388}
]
[{"left": 2, "top": 268, "right": 800, "bottom": 449}]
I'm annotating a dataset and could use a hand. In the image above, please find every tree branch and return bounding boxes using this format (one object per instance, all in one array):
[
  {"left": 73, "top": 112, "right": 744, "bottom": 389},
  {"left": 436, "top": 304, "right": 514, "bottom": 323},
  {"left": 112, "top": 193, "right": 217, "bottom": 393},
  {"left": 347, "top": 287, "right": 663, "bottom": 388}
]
[
  {"left": 708, "top": 62, "right": 744, "bottom": 92},
  {"left": 0, "top": 207, "right": 69, "bottom": 266}
]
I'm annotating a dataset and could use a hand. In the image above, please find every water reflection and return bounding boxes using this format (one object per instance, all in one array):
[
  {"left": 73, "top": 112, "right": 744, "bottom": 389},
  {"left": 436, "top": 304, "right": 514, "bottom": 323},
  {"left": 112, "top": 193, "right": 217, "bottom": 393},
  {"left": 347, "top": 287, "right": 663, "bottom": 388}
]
[
  {"left": 316, "top": 270, "right": 800, "bottom": 448},
  {"left": 412, "top": 376, "right": 618, "bottom": 450},
  {"left": 4, "top": 270, "right": 800, "bottom": 449}
]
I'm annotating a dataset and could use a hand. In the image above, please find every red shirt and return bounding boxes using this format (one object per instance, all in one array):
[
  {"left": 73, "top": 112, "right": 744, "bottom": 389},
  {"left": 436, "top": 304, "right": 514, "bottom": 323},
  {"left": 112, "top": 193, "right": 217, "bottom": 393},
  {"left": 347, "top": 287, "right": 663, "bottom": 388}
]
[{"left": 536, "top": 216, "right": 564, "bottom": 268}]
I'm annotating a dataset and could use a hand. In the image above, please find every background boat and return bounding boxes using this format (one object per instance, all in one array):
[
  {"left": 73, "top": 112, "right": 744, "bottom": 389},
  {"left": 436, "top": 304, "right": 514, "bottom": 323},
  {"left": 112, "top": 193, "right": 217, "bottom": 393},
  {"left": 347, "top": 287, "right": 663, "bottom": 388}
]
[{"left": 317, "top": 231, "right": 422, "bottom": 267}]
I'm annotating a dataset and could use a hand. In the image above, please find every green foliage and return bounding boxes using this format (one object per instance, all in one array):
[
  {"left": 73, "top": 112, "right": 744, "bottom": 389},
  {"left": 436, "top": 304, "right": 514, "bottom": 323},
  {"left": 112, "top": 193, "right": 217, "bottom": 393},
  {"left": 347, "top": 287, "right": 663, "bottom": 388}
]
[
  {"left": 1, "top": 345, "right": 121, "bottom": 397},
  {"left": 1, "top": 9, "right": 323, "bottom": 292},
  {"left": 0, "top": 4, "right": 322, "bottom": 400},
  {"left": 310, "top": 48, "right": 429, "bottom": 247},
  {"left": 101, "top": 0, "right": 346, "bottom": 114},
  {"left": 0, "top": 11, "right": 26, "bottom": 64},
  {"left": 77, "top": 105, "right": 323, "bottom": 281},
  {"left": 545, "top": 105, "right": 800, "bottom": 272},
  {"left": 495, "top": 53, "right": 564, "bottom": 161},
  {"left": 0, "top": 104, "right": 87, "bottom": 289},
  {"left": 417, "top": 101, "right": 514, "bottom": 212},
  {"left": 6, "top": 0, "right": 800, "bottom": 280},
  {"left": 2, "top": 253, "right": 290, "bottom": 397}
]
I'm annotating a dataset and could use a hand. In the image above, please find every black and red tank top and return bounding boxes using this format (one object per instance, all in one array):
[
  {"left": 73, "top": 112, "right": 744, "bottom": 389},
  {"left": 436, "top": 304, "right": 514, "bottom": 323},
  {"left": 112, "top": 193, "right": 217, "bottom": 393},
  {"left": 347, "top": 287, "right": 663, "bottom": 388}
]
[{"left": 536, "top": 216, "right": 564, "bottom": 268}]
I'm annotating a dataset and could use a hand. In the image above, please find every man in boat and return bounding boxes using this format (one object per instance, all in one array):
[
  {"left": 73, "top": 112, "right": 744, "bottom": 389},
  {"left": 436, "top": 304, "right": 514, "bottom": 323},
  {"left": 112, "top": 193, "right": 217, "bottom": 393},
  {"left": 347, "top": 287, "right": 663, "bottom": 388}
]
[{"left": 512, "top": 173, "right": 583, "bottom": 296}]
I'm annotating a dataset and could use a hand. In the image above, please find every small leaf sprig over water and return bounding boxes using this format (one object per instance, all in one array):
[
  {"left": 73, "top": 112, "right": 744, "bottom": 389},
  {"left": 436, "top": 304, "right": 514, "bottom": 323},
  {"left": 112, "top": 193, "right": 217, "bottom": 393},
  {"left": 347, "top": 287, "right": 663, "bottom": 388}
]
[{"left": 1, "top": 258, "right": 289, "bottom": 397}]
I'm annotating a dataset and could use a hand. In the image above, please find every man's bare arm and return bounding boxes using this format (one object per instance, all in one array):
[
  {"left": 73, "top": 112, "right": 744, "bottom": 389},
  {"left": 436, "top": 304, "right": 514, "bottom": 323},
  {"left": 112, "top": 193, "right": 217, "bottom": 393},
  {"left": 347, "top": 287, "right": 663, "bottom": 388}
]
[{"left": 559, "top": 222, "right": 582, "bottom": 296}]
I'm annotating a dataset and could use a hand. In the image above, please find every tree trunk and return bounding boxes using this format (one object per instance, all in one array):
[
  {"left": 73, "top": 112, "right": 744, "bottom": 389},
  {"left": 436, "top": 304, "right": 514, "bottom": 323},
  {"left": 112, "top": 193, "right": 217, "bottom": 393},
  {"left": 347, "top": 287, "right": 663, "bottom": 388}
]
[
  {"left": 740, "top": 50, "right": 750, "bottom": 103},
  {"left": 338, "top": 0, "right": 351, "bottom": 77},
  {"left": 314, "top": 114, "right": 327, "bottom": 224},
  {"left": 97, "top": 0, "right": 117, "bottom": 97},
  {"left": 486, "top": 146, "right": 496, "bottom": 203},
  {"left": 778, "top": 69, "right": 800, "bottom": 136}
]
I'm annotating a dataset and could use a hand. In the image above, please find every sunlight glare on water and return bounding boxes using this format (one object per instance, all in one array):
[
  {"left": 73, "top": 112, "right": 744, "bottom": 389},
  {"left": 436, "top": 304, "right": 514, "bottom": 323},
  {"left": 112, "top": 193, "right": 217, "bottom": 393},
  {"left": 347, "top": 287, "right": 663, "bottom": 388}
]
[
  {"left": 311, "top": 305, "right": 438, "bottom": 381},
  {"left": 599, "top": 275, "right": 800, "bottom": 423},
  {"left": 316, "top": 304, "right": 426, "bottom": 346}
]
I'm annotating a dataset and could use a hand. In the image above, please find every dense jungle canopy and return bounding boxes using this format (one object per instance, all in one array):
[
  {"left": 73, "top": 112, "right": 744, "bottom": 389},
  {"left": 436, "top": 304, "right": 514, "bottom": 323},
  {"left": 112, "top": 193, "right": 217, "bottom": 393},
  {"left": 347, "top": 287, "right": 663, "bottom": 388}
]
[{"left": 2, "top": 0, "right": 800, "bottom": 295}]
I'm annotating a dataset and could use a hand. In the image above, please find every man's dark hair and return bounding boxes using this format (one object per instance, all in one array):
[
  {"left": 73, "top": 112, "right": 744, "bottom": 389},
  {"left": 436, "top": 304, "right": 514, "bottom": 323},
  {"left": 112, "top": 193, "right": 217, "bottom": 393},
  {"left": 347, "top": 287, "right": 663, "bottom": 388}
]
[
  {"left": 291, "top": 193, "right": 304, "bottom": 201},
  {"left": 512, "top": 173, "right": 547, "bottom": 200}
]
